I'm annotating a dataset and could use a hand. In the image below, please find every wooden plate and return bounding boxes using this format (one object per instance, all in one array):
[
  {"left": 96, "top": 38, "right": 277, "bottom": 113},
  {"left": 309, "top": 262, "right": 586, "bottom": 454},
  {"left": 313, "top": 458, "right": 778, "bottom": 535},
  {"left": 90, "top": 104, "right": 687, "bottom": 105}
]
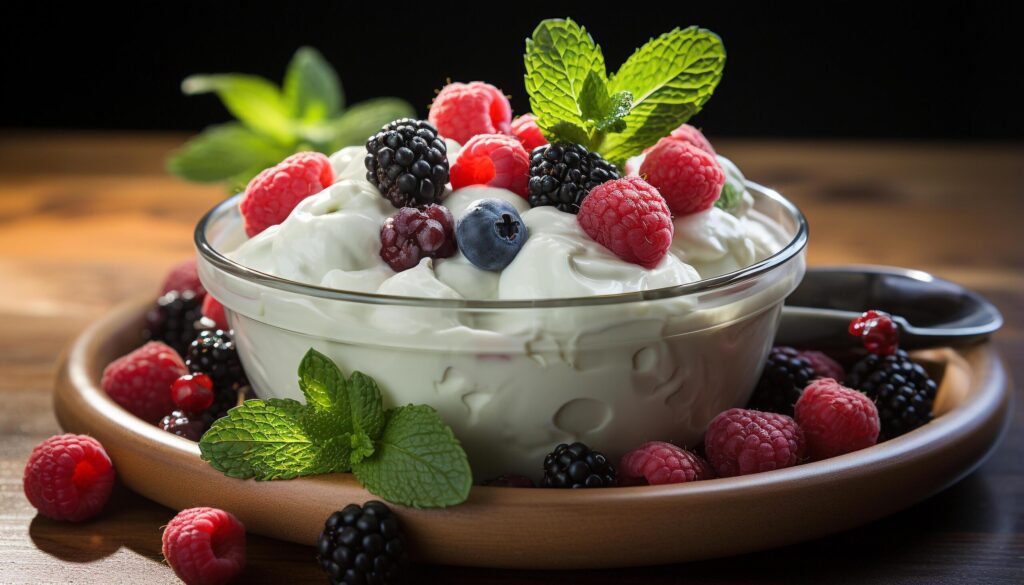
[{"left": 54, "top": 297, "right": 1012, "bottom": 569}]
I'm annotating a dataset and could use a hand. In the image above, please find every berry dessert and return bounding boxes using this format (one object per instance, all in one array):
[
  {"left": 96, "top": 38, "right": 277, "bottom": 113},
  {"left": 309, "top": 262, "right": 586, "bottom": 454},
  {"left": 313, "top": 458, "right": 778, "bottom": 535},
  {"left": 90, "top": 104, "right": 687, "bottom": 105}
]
[{"left": 191, "top": 18, "right": 806, "bottom": 479}]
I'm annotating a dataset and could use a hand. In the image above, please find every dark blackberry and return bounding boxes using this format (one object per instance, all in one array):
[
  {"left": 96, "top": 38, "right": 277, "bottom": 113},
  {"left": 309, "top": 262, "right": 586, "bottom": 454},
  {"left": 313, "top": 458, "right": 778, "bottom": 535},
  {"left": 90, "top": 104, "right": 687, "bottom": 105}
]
[
  {"left": 144, "top": 290, "right": 204, "bottom": 356},
  {"left": 541, "top": 442, "right": 615, "bottom": 488},
  {"left": 527, "top": 143, "right": 620, "bottom": 213},
  {"left": 846, "top": 349, "right": 937, "bottom": 439},
  {"left": 317, "top": 501, "right": 408, "bottom": 585},
  {"left": 185, "top": 329, "right": 250, "bottom": 418},
  {"left": 747, "top": 346, "right": 816, "bottom": 416},
  {"left": 365, "top": 118, "right": 449, "bottom": 208},
  {"left": 158, "top": 410, "right": 214, "bottom": 441}
]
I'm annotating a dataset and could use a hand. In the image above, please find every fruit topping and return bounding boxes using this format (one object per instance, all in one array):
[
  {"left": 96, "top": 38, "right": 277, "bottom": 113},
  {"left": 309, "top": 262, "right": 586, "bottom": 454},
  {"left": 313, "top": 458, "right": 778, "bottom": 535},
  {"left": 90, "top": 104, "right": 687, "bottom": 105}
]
[
  {"left": 450, "top": 133, "right": 530, "bottom": 197},
  {"left": 639, "top": 137, "right": 725, "bottom": 216},
  {"left": 171, "top": 373, "right": 215, "bottom": 413},
  {"left": 541, "top": 442, "right": 616, "bottom": 488},
  {"left": 379, "top": 204, "right": 457, "bottom": 272},
  {"left": 101, "top": 341, "right": 187, "bottom": 422},
  {"left": 365, "top": 118, "right": 449, "bottom": 208},
  {"left": 510, "top": 113, "right": 548, "bottom": 151},
  {"left": 239, "top": 151, "right": 334, "bottom": 237},
  {"left": 576, "top": 176, "right": 673, "bottom": 268},
  {"left": 527, "top": 143, "right": 620, "bottom": 213},
  {"left": 23, "top": 434, "right": 115, "bottom": 522},
  {"left": 849, "top": 309, "right": 900, "bottom": 356},
  {"left": 455, "top": 199, "right": 529, "bottom": 271},
  {"left": 704, "top": 408, "right": 805, "bottom": 477},
  {"left": 795, "top": 378, "right": 880, "bottom": 459},
  {"left": 162, "top": 507, "right": 246, "bottom": 585},
  {"left": 428, "top": 81, "right": 512, "bottom": 144},
  {"left": 318, "top": 501, "right": 408, "bottom": 585},
  {"left": 618, "top": 441, "right": 714, "bottom": 486}
]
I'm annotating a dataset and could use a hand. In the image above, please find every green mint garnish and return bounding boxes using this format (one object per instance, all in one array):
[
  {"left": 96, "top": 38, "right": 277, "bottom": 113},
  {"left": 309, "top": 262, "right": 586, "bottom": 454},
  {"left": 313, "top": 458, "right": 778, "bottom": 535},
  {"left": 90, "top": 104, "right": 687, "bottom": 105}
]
[
  {"left": 167, "top": 46, "right": 414, "bottom": 192},
  {"left": 524, "top": 19, "right": 726, "bottom": 166},
  {"left": 199, "top": 349, "right": 472, "bottom": 508},
  {"left": 353, "top": 405, "right": 472, "bottom": 509},
  {"left": 715, "top": 156, "right": 748, "bottom": 216}
]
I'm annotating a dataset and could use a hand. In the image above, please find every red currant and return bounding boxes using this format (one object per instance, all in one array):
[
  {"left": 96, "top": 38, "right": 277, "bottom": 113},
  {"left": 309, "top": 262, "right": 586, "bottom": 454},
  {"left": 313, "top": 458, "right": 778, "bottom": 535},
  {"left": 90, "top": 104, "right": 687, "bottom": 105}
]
[
  {"left": 848, "top": 310, "right": 900, "bottom": 355},
  {"left": 170, "top": 373, "right": 214, "bottom": 413}
]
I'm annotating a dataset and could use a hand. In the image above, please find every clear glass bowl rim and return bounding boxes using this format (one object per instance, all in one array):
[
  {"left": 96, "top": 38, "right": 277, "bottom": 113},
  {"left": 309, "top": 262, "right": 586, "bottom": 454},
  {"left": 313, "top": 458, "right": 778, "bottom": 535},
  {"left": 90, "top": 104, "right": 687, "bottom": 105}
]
[{"left": 194, "top": 180, "right": 808, "bottom": 309}]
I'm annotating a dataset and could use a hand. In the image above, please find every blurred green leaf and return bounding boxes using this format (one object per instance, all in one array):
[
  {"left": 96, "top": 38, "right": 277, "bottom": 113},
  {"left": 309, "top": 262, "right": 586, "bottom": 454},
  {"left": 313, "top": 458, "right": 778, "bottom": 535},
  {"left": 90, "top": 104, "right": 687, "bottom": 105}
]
[
  {"left": 301, "top": 98, "right": 415, "bottom": 151},
  {"left": 166, "top": 123, "right": 291, "bottom": 183},
  {"left": 284, "top": 47, "right": 344, "bottom": 123},
  {"left": 182, "top": 74, "right": 293, "bottom": 143}
]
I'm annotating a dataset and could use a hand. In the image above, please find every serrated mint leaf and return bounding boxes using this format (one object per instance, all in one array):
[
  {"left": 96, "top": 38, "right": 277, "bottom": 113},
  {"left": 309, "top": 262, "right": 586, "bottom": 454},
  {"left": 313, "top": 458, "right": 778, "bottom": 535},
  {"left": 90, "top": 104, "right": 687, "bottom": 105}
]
[
  {"left": 183, "top": 74, "right": 293, "bottom": 143},
  {"left": 302, "top": 98, "right": 416, "bottom": 151},
  {"left": 298, "top": 349, "right": 348, "bottom": 415},
  {"left": 353, "top": 405, "right": 471, "bottom": 508},
  {"left": 601, "top": 27, "right": 726, "bottom": 164},
  {"left": 347, "top": 371, "right": 386, "bottom": 441},
  {"left": 349, "top": 431, "right": 375, "bottom": 466},
  {"left": 715, "top": 155, "right": 749, "bottom": 216},
  {"left": 595, "top": 90, "right": 633, "bottom": 134},
  {"left": 284, "top": 46, "right": 343, "bottom": 123},
  {"left": 199, "top": 399, "right": 321, "bottom": 480},
  {"left": 524, "top": 18, "right": 607, "bottom": 146},
  {"left": 166, "top": 123, "right": 289, "bottom": 183}
]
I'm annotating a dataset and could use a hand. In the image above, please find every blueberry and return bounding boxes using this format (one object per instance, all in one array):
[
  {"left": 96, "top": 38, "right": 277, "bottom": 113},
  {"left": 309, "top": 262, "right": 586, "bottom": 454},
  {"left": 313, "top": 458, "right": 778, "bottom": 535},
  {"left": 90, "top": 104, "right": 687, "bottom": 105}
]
[{"left": 455, "top": 199, "right": 529, "bottom": 271}]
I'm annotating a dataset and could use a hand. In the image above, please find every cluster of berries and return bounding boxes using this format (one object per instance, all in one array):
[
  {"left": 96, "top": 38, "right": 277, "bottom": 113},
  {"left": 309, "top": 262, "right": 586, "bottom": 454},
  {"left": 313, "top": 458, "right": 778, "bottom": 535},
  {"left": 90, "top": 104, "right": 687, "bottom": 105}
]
[
  {"left": 236, "top": 80, "right": 731, "bottom": 278},
  {"left": 107, "top": 259, "right": 251, "bottom": 441},
  {"left": 484, "top": 311, "right": 938, "bottom": 489}
]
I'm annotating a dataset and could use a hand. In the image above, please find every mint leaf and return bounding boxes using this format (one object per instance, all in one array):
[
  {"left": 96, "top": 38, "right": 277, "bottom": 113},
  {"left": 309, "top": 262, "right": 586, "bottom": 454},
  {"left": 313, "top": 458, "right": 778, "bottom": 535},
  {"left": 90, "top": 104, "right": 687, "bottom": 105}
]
[
  {"left": 347, "top": 371, "right": 386, "bottom": 442},
  {"left": 166, "top": 123, "right": 290, "bottom": 183},
  {"left": 298, "top": 349, "right": 348, "bottom": 414},
  {"left": 284, "top": 46, "right": 343, "bottom": 123},
  {"left": 302, "top": 98, "right": 415, "bottom": 151},
  {"left": 353, "top": 405, "right": 472, "bottom": 508},
  {"left": 600, "top": 27, "right": 726, "bottom": 164},
  {"left": 349, "top": 431, "right": 375, "bottom": 465},
  {"left": 182, "top": 74, "right": 293, "bottom": 143},
  {"left": 524, "top": 18, "right": 607, "bottom": 146},
  {"left": 301, "top": 408, "right": 354, "bottom": 474},
  {"left": 199, "top": 399, "right": 322, "bottom": 480}
]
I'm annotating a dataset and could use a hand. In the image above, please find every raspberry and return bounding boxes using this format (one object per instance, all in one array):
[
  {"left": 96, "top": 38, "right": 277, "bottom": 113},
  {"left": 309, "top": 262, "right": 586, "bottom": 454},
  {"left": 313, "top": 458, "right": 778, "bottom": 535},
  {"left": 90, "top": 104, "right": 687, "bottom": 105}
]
[
  {"left": 849, "top": 310, "right": 900, "bottom": 355},
  {"left": 450, "top": 133, "right": 530, "bottom": 197},
  {"left": 101, "top": 341, "right": 187, "bottom": 422},
  {"left": 379, "top": 204, "right": 456, "bottom": 272},
  {"left": 23, "top": 434, "right": 115, "bottom": 522},
  {"left": 799, "top": 349, "right": 845, "bottom": 380},
  {"left": 162, "top": 507, "right": 246, "bottom": 585},
  {"left": 201, "top": 295, "right": 229, "bottom": 331},
  {"left": 704, "top": 408, "right": 806, "bottom": 477},
  {"left": 665, "top": 123, "right": 716, "bottom": 156},
  {"left": 428, "top": 81, "right": 512, "bottom": 144},
  {"left": 618, "top": 441, "right": 714, "bottom": 486},
  {"left": 171, "top": 373, "right": 215, "bottom": 413},
  {"left": 161, "top": 258, "right": 206, "bottom": 299},
  {"left": 577, "top": 176, "right": 673, "bottom": 268},
  {"left": 239, "top": 152, "right": 334, "bottom": 237},
  {"left": 795, "top": 378, "right": 880, "bottom": 459},
  {"left": 640, "top": 138, "right": 725, "bottom": 216},
  {"left": 481, "top": 474, "right": 536, "bottom": 488},
  {"left": 510, "top": 113, "right": 547, "bottom": 151}
]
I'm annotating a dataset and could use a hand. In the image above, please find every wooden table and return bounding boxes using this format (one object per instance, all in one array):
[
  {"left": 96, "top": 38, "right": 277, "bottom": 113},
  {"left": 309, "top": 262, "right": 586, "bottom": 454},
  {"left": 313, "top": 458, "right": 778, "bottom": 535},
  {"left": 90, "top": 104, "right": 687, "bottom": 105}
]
[{"left": 1, "top": 133, "right": 1020, "bottom": 584}]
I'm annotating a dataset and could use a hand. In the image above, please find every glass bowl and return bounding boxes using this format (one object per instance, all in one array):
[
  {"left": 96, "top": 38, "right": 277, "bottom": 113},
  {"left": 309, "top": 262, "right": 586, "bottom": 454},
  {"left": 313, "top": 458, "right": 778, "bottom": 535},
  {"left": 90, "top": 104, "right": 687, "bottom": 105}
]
[{"left": 195, "top": 182, "right": 808, "bottom": 480}]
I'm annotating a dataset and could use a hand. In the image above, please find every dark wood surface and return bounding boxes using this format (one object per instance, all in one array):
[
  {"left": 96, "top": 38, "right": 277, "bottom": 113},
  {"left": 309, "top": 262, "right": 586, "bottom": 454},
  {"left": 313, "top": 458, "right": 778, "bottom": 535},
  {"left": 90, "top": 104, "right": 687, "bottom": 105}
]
[{"left": 1, "top": 133, "right": 1021, "bottom": 584}]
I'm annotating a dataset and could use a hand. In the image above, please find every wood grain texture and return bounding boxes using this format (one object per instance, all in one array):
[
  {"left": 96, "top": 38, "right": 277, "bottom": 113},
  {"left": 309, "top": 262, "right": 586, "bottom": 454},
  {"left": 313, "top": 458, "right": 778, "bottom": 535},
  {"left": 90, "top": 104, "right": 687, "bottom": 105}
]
[{"left": 1, "top": 132, "right": 1021, "bottom": 583}]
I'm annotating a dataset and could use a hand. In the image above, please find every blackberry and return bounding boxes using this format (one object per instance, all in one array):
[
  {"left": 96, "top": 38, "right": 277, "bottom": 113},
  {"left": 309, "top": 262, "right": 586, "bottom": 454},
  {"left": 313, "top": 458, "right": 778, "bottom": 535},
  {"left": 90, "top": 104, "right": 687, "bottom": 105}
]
[
  {"left": 317, "top": 501, "right": 408, "bottom": 585},
  {"left": 158, "top": 410, "right": 214, "bottom": 441},
  {"left": 365, "top": 118, "right": 449, "bottom": 208},
  {"left": 846, "top": 349, "right": 937, "bottom": 439},
  {"left": 747, "top": 346, "right": 816, "bottom": 416},
  {"left": 144, "top": 290, "right": 204, "bottom": 356},
  {"left": 527, "top": 143, "right": 620, "bottom": 213},
  {"left": 185, "top": 329, "right": 250, "bottom": 418},
  {"left": 541, "top": 442, "right": 616, "bottom": 488}
]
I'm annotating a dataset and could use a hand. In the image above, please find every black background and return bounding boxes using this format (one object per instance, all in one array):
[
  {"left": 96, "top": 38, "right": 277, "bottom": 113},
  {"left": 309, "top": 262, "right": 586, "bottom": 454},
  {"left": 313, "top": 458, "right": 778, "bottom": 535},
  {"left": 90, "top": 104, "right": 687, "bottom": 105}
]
[{"left": 3, "top": 2, "right": 1022, "bottom": 139}]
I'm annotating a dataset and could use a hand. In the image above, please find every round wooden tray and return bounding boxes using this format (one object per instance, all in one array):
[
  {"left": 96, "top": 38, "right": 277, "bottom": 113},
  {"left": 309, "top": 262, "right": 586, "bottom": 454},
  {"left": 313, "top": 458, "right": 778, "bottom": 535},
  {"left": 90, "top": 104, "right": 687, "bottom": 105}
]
[{"left": 54, "top": 297, "right": 1012, "bottom": 569}]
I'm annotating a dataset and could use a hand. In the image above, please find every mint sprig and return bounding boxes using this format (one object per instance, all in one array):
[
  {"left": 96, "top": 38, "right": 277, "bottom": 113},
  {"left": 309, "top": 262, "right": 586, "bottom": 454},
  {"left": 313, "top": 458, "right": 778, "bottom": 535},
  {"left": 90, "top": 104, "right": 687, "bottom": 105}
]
[
  {"left": 199, "top": 349, "right": 471, "bottom": 508},
  {"left": 524, "top": 19, "right": 726, "bottom": 166},
  {"left": 167, "top": 47, "right": 414, "bottom": 192}
]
